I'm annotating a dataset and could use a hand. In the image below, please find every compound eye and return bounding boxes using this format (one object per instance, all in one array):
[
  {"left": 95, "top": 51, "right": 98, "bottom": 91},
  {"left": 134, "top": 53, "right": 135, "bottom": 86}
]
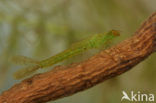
[{"left": 112, "top": 30, "right": 120, "bottom": 36}]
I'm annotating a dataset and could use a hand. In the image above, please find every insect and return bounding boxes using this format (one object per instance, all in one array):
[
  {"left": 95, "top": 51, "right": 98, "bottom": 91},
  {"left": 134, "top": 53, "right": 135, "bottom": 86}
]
[{"left": 12, "top": 30, "right": 120, "bottom": 79}]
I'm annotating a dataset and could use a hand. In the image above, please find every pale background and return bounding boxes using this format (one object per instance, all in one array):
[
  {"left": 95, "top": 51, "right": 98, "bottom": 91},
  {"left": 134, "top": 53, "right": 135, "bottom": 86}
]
[{"left": 0, "top": 0, "right": 156, "bottom": 103}]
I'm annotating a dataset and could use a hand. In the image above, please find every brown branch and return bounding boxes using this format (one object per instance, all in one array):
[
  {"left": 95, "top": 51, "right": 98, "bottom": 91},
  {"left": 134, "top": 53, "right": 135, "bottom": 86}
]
[{"left": 0, "top": 12, "right": 156, "bottom": 103}]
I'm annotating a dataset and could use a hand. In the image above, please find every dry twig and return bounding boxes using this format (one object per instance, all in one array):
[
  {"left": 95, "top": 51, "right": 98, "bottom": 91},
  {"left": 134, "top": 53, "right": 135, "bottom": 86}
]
[{"left": 0, "top": 12, "right": 156, "bottom": 103}]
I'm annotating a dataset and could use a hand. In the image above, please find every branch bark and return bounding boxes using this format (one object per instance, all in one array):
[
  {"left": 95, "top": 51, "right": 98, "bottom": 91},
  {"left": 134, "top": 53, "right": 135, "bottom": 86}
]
[{"left": 0, "top": 12, "right": 156, "bottom": 103}]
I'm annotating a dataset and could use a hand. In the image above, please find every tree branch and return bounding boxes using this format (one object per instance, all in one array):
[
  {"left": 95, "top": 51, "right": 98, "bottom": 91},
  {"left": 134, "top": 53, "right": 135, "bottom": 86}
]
[{"left": 0, "top": 12, "right": 156, "bottom": 103}]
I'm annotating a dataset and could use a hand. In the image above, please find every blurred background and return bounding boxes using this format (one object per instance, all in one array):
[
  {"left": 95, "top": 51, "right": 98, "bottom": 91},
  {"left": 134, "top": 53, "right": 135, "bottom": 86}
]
[{"left": 0, "top": 0, "right": 155, "bottom": 103}]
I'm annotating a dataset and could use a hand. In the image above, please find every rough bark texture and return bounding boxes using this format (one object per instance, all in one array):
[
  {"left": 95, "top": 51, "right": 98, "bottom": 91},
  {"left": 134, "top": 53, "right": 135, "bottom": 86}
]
[{"left": 0, "top": 12, "right": 156, "bottom": 103}]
